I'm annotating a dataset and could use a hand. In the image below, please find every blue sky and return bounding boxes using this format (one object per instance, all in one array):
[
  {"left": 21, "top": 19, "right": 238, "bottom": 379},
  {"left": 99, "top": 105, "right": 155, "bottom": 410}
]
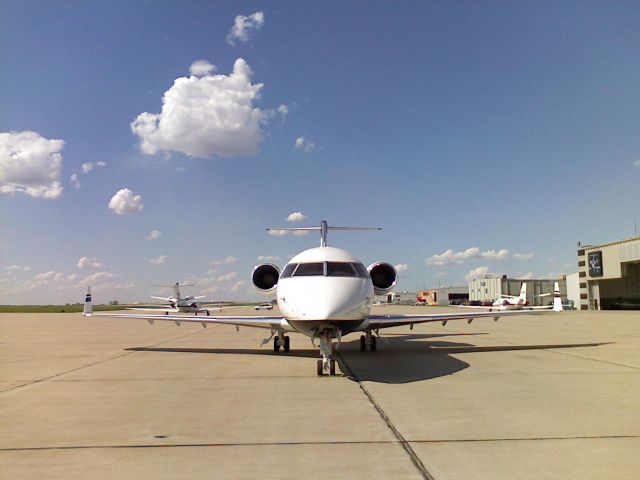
[{"left": 1, "top": 1, "right": 639, "bottom": 304}]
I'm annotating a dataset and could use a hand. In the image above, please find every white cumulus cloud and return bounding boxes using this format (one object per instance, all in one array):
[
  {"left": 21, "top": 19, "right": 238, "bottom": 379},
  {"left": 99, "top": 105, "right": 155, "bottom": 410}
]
[
  {"left": 210, "top": 256, "right": 237, "bottom": 265},
  {"left": 5, "top": 265, "right": 31, "bottom": 273},
  {"left": 146, "top": 230, "right": 162, "bottom": 241},
  {"left": 258, "top": 255, "right": 279, "bottom": 261},
  {"left": 464, "top": 266, "right": 491, "bottom": 282},
  {"left": 131, "top": 58, "right": 267, "bottom": 159},
  {"left": 426, "top": 247, "right": 512, "bottom": 266},
  {"left": 226, "top": 11, "right": 264, "bottom": 45},
  {"left": 0, "top": 131, "right": 64, "bottom": 199},
  {"left": 294, "top": 136, "right": 315, "bottom": 152},
  {"left": 149, "top": 255, "right": 167, "bottom": 265},
  {"left": 108, "top": 188, "right": 143, "bottom": 215},
  {"left": 77, "top": 257, "right": 103, "bottom": 270},
  {"left": 189, "top": 60, "right": 216, "bottom": 76},
  {"left": 287, "top": 211, "right": 306, "bottom": 222},
  {"left": 217, "top": 272, "right": 238, "bottom": 282},
  {"left": 395, "top": 264, "right": 409, "bottom": 274},
  {"left": 268, "top": 229, "right": 288, "bottom": 236},
  {"left": 278, "top": 105, "right": 289, "bottom": 119},
  {"left": 70, "top": 173, "right": 81, "bottom": 188}
]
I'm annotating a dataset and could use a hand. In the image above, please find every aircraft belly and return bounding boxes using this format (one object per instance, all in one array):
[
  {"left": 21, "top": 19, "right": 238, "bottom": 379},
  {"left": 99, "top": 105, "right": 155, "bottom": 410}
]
[{"left": 287, "top": 318, "right": 367, "bottom": 335}]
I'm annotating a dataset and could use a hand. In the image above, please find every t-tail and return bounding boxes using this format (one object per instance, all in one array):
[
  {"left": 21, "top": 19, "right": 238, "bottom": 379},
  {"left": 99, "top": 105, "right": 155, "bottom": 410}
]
[
  {"left": 553, "top": 282, "right": 563, "bottom": 312},
  {"left": 266, "top": 220, "right": 381, "bottom": 247},
  {"left": 83, "top": 286, "right": 93, "bottom": 316}
]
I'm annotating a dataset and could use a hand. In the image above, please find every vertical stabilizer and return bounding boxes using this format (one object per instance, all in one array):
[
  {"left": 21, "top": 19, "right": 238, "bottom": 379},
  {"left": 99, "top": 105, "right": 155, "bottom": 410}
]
[
  {"left": 83, "top": 286, "right": 93, "bottom": 316},
  {"left": 553, "top": 282, "right": 563, "bottom": 312},
  {"left": 519, "top": 282, "right": 527, "bottom": 303}
]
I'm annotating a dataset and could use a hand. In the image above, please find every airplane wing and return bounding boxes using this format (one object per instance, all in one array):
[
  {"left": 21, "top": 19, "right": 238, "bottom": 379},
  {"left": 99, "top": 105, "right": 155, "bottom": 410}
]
[
  {"left": 522, "top": 305, "right": 554, "bottom": 311},
  {"left": 366, "top": 309, "right": 549, "bottom": 329},
  {"left": 450, "top": 304, "right": 495, "bottom": 310},
  {"left": 127, "top": 307, "right": 180, "bottom": 313},
  {"left": 151, "top": 296, "right": 175, "bottom": 302},
  {"left": 85, "top": 310, "right": 284, "bottom": 329}
]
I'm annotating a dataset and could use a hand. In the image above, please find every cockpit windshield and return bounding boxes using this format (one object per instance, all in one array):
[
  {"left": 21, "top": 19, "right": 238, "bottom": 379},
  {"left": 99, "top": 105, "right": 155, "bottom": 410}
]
[
  {"left": 326, "top": 262, "right": 357, "bottom": 277},
  {"left": 280, "top": 262, "right": 370, "bottom": 278},
  {"left": 292, "top": 262, "right": 325, "bottom": 276}
]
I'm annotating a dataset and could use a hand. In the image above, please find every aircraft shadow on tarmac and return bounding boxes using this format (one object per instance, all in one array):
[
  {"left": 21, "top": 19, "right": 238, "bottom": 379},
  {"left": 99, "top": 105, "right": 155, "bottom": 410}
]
[{"left": 126, "top": 333, "right": 610, "bottom": 385}]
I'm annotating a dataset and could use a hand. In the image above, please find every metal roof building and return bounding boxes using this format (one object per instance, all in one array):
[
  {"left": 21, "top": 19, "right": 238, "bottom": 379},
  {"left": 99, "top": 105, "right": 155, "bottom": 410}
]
[{"left": 577, "top": 235, "right": 640, "bottom": 310}]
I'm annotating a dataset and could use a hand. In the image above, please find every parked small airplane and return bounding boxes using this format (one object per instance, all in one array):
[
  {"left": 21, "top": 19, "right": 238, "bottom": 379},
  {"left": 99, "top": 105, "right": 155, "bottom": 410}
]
[
  {"left": 134, "top": 282, "right": 225, "bottom": 315},
  {"left": 84, "top": 221, "right": 562, "bottom": 375},
  {"left": 457, "top": 282, "right": 563, "bottom": 312}
]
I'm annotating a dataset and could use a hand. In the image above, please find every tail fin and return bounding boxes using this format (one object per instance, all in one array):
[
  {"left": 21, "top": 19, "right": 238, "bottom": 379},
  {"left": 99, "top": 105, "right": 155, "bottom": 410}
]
[
  {"left": 519, "top": 282, "right": 527, "bottom": 302},
  {"left": 83, "top": 286, "right": 93, "bottom": 316},
  {"left": 552, "top": 282, "right": 563, "bottom": 312}
]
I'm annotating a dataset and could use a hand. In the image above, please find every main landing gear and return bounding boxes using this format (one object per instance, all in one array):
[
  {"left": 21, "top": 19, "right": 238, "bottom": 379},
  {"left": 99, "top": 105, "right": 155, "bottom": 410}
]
[{"left": 359, "top": 330, "right": 377, "bottom": 352}]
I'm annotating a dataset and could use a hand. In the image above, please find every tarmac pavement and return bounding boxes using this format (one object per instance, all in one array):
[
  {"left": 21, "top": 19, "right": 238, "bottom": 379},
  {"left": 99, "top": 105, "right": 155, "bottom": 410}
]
[{"left": 1, "top": 307, "right": 638, "bottom": 479}]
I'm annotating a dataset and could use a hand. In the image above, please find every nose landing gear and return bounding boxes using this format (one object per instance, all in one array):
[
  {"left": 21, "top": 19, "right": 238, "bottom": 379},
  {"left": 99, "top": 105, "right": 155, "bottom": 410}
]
[
  {"left": 314, "top": 328, "right": 340, "bottom": 376},
  {"left": 359, "top": 329, "right": 377, "bottom": 352}
]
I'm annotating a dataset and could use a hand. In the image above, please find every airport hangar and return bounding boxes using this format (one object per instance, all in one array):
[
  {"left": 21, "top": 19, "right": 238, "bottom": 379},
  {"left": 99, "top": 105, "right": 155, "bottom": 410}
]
[{"left": 570, "top": 234, "right": 640, "bottom": 310}]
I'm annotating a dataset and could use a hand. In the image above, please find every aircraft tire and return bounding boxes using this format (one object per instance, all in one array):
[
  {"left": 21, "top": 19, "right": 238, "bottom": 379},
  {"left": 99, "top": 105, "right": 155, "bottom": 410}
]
[
  {"left": 317, "top": 359, "right": 324, "bottom": 376},
  {"left": 273, "top": 337, "right": 280, "bottom": 353},
  {"left": 284, "top": 336, "right": 290, "bottom": 352},
  {"left": 360, "top": 335, "right": 366, "bottom": 352},
  {"left": 330, "top": 359, "right": 336, "bottom": 376},
  {"left": 371, "top": 336, "right": 377, "bottom": 352}
]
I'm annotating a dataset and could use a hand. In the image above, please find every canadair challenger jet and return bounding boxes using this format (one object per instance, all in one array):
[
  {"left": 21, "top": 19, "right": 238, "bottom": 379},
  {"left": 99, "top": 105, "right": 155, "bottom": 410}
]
[{"left": 83, "top": 221, "right": 562, "bottom": 376}]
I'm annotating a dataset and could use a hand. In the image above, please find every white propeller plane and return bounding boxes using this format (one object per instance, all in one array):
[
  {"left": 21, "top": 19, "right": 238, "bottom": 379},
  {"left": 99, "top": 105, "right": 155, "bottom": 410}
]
[{"left": 83, "top": 221, "right": 561, "bottom": 376}]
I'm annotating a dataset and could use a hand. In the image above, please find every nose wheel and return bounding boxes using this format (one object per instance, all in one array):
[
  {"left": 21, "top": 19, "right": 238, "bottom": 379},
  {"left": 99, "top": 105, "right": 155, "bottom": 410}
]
[
  {"left": 273, "top": 334, "right": 290, "bottom": 353},
  {"left": 317, "top": 359, "right": 336, "bottom": 376},
  {"left": 315, "top": 329, "right": 340, "bottom": 376},
  {"left": 360, "top": 330, "right": 377, "bottom": 352}
]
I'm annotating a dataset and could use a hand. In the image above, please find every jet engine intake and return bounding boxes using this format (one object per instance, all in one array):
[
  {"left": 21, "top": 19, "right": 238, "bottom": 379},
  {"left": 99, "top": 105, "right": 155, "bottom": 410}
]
[
  {"left": 368, "top": 262, "right": 397, "bottom": 295},
  {"left": 252, "top": 264, "right": 280, "bottom": 292}
]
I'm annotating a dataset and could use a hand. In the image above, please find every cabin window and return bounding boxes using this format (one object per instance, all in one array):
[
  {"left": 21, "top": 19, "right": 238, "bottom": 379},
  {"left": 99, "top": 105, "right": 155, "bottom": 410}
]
[
  {"left": 280, "top": 263, "right": 297, "bottom": 278},
  {"left": 292, "top": 262, "right": 325, "bottom": 276},
  {"left": 327, "top": 262, "right": 357, "bottom": 277}
]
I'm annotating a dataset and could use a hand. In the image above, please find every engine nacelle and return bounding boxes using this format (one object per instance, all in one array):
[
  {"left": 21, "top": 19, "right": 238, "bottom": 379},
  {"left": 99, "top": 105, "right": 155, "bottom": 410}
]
[
  {"left": 368, "top": 262, "right": 397, "bottom": 295},
  {"left": 251, "top": 264, "right": 280, "bottom": 292}
]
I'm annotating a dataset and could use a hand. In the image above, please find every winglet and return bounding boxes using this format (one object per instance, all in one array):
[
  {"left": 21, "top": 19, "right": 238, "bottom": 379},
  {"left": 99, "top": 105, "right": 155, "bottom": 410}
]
[
  {"left": 83, "top": 286, "right": 93, "bottom": 316},
  {"left": 552, "top": 282, "right": 563, "bottom": 312}
]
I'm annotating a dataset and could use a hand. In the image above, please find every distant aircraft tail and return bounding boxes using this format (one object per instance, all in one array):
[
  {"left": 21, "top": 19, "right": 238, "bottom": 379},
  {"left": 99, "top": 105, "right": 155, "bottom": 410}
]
[
  {"left": 553, "top": 282, "right": 563, "bottom": 312},
  {"left": 519, "top": 282, "right": 527, "bottom": 303},
  {"left": 83, "top": 286, "right": 93, "bottom": 316}
]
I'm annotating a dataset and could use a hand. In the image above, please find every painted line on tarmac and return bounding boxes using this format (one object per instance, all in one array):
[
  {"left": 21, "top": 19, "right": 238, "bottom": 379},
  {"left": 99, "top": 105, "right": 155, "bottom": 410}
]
[{"left": 337, "top": 351, "right": 436, "bottom": 480}]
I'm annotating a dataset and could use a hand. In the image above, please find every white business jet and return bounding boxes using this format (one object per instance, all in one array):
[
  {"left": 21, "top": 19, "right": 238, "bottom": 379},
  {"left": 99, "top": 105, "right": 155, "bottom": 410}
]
[
  {"left": 148, "top": 282, "right": 211, "bottom": 315},
  {"left": 457, "top": 282, "right": 563, "bottom": 311},
  {"left": 83, "top": 221, "right": 560, "bottom": 376}
]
